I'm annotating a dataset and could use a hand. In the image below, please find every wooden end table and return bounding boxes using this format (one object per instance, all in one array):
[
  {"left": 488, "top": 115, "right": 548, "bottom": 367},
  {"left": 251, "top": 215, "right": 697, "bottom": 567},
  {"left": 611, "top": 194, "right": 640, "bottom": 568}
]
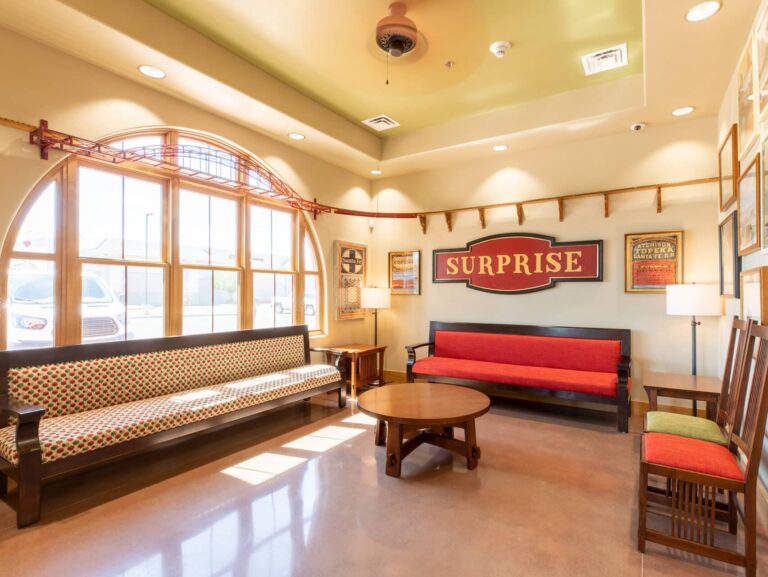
[
  {"left": 313, "top": 343, "right": 386, "bottom": 397},
  {"left": 357, "top": 383, "right": 491, "bottom": 478},
  {"left": 643, "top": 371, "right": 721, "bottom": 420}
]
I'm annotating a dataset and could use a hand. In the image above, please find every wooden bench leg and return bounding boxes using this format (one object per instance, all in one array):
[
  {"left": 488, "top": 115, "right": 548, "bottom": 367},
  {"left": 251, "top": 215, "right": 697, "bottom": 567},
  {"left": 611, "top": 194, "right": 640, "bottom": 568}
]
[
  {"left": 337, "top": 383, "right": 347, "bottom": 408},
  {"left": 17, "top": 451, "right": 42, "bottom": 528},
  {"left": 385, "top": 422, "right": 403, "bottom": 478},
  {"left": 0, "top": 472, "right": 7, "bottom": 496},
  {"left": 617, "top": 389, "right": 629, "bottom": 433},
  {"left": 637, "top": 462, "right": 648, "bottom": 553}
]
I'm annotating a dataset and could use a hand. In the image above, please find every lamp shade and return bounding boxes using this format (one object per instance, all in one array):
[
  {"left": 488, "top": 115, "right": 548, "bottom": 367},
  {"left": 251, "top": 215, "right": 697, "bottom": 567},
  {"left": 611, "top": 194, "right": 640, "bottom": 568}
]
[
  {"left": 666, "top": 284, "right": 721, "bottom": 316},
  {"left": 361, "top": 287, "right": 391, "bottom": 309}
]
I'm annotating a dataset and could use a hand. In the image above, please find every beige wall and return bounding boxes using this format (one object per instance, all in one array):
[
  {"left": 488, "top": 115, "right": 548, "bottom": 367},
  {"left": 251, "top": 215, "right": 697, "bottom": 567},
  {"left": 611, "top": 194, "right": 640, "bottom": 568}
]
[
  {"left": 371, "top": 117, "right": 721, "bottom": 398},
  {"left": 0, "top": 28, "right": 372, "bottom": 347}
]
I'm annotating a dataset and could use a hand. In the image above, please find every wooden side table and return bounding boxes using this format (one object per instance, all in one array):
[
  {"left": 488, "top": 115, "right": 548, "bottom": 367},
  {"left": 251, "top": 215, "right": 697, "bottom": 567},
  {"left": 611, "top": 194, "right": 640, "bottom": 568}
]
[
  {"left": 643, "top": 371, "right": 721, "bottom": 420},
  {"left": 312, "top": 343, "right": 386, "bottom": 398}
]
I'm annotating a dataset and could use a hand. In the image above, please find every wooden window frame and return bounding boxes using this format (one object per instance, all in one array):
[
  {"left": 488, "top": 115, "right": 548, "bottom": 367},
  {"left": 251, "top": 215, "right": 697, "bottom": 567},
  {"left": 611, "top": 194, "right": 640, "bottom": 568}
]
[{"left": 0, "top": 129, "right": 326, "bottom": 350}]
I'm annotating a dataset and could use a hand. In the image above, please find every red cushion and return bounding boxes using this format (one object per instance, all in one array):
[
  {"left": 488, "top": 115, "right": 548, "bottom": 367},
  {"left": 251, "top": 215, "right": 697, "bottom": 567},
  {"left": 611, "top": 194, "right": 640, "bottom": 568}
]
[
  {"left": 434, "top": 331, "right": 621, "bottom": 373},
  {"left": 412, "top": 356, "right": 618, "bottom": 397},
  {"left": 643, "top": 433, "right": 744, "bottom": 481}
]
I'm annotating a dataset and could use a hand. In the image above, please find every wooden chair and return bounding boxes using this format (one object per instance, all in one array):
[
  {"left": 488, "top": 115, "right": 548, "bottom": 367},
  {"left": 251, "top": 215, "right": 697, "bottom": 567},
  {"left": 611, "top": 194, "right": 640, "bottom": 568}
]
[
  {"left": 644, "top": 317, "right": 754, "bottom": 446},
  {"left": 638, "top": 322, "right": 768, "bottom": 576}
]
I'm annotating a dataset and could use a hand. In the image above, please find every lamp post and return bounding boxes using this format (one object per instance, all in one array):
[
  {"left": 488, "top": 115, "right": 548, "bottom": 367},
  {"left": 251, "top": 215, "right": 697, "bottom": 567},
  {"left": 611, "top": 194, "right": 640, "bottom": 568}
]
[{"left": 361, "top": 287, "right": 391, "bottom": 346}]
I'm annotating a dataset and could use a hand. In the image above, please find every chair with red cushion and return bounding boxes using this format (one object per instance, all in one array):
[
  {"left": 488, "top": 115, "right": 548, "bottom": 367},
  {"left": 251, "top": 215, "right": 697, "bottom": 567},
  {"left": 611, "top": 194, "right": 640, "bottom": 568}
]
[{"left": 637, "top": 322, "right": 768, "bottom": 577}]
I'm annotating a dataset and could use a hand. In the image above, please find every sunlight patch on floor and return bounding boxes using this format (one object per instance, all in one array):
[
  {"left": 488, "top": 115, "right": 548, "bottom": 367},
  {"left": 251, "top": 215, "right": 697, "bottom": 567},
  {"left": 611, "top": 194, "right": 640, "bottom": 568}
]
[
  {"left": 282, "top": 426, "right": 366, "bottom": 453},
  {"left": 221, "top": 453, "right": 307, "bottom": 486}
]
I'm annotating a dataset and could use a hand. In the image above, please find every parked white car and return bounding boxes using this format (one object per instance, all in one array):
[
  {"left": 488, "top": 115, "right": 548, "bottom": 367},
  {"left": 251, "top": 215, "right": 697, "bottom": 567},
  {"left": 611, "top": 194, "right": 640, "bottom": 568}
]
[{"left": 9, "top": 272, "right": 127, "bottom": 348}]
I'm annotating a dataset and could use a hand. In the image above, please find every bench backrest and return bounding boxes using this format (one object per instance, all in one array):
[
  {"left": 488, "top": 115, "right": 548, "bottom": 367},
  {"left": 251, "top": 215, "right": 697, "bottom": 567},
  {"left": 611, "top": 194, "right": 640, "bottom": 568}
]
[
  {"left": 0, "top": 326, "right": 310, "bottom": 419},
  {"left": 429, "top": 321, "right": 630, "bottom": 373}
]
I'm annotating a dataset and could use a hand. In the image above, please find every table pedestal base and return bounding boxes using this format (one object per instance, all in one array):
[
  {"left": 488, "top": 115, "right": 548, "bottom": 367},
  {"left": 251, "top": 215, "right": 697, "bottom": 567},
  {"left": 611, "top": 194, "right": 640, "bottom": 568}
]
[{"left": 376, "top": 420, "right": 481, "bottom": 478}]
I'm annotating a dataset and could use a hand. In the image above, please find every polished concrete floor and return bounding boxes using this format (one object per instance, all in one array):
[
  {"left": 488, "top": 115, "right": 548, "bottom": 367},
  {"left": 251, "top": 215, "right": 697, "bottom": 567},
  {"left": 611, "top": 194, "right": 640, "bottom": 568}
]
[{"left": 0, "top": 395, "right": 766, "bottom": 577}]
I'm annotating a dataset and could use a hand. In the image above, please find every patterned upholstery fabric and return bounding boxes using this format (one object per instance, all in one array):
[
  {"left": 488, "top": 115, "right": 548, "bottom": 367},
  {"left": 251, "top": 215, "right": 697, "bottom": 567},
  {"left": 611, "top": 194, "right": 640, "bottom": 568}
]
[
  {"left": 7, "top": 335, "right": 306, "bottom": 419},
  {"left": 0, "top": 364, "right": 340, "bottom": 465}
]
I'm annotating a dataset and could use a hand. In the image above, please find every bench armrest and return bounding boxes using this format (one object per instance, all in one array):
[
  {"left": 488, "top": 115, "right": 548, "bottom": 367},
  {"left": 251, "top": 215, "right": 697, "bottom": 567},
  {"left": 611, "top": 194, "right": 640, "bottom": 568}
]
[
  {"left": 0, "top": 398, "right": 45, "bottom": 425},
  {"left": 405, "top": 342, "right": 433, "bottom": 382},
  {"left": 309, "top": 347, "right": 348, "bottom": 371},
  {"left": 617, "top": 355, "right": 631, "bottom": 386}
]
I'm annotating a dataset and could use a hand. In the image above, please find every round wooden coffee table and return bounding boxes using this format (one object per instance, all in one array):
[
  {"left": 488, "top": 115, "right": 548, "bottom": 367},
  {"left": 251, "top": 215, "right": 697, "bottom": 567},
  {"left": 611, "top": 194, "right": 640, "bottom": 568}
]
[{"left": 356, "top": 383, "right": 491, "bottom": 478}]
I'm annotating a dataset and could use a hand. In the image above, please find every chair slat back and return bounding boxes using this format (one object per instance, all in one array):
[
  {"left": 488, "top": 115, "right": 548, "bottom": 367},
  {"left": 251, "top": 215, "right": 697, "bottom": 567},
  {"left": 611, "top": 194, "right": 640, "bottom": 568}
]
[
  {"left": 720, "top": 317, "right": 756, "bottom": 433},
  {"left": 732, "top": 323, "right": 768, "bottom": 482}
]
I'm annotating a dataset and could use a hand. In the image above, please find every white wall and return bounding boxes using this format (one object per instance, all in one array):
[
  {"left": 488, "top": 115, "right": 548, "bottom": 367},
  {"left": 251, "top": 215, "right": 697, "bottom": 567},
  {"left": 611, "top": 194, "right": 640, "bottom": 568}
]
[
  {"left": 0, "top": 28, "right": 372, "bottom": 347},
  {"left": 371, "top": 117, "right": 721, "bottom": 400}
]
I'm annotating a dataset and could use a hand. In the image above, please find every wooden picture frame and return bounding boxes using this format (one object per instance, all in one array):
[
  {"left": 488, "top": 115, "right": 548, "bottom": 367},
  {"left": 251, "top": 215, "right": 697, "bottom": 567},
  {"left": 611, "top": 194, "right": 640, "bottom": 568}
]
[
  {"left": 624, "top": 231, "right": 683, "bottom": 293},
  {"left": 719, "top": 211, "right": 741, "bottom": 298},
  {"left": 740, "top": 267, "right": 768, "bottom": 325},
  {"left": 334, "top": 240, "right": 367, "bottom": 320},
  {"left": 388, "top": 250, "right": 421, "bottom": 295},
  {"left": 718, "top": 124, "right": 739, "bottom": 211},
  {"left": 738, "top": 37, "right": 757, "bottom": 157},
  {"left": 738, "top": 154, "right": 761, "bottom": 255}
]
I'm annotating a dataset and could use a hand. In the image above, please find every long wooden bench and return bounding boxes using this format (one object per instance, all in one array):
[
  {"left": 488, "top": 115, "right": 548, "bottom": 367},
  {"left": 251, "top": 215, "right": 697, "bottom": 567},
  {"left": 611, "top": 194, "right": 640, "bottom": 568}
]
[
  {"left": 0, "top": 325, "right": 345, "bottom": 527},
  {"left": 406, "top": 321, "right": 631, "bottom": 432}
]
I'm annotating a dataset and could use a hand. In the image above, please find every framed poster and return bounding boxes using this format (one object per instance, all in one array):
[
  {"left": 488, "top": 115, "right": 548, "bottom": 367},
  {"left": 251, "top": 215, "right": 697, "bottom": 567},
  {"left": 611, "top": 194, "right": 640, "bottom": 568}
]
[
  {"left": 718, "top": 124, "right": 738, "bottom": 211},
  {"left": 763, "top": 137, "right": 768, "bottom": 249},
  {"left": 740, "top": 267, "right": 768, "bottom": 325},
  {"left": 624, "top": 231, "right": 683, "bottom": 293},
  {"left": 719, "top": 211, "right": 741, "bottom": 298},
  {"left": 389, "top": 250, "right": 420, "bottom": 295},
  {"left": 738, "top": 38, "right": 757, "bottom": 156},
  {"left": 758, "top": 10, "right": 768, "bottom": 117},
  {"left": 334, "top": 240, "right": 366, "bottom": 320},
  {"left": 738, "top": 154, "right": 761, "bottom": 255}
]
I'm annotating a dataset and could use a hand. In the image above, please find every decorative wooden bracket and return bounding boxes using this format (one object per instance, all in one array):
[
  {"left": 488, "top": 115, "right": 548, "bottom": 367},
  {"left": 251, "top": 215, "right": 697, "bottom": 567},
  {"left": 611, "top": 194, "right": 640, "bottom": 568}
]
[
  {"left": 445, "top": 211, "right": 453, "bottom": 232},
  {"left": 418, "top": 214, "right": 427, "bottom": 234},
  {"left": 656, "top": 187, "right": 663, "bottom": 213},
  {"left": 478, "top": 207, "right": 486, "bottom": 229},
  {"left": 516, "top": 203, "right": 524, "bottom": 226},
  {"left": 604, "top": 193, "right": 610, "bottom": 218},
  {"left": 557, "top": 198, "right": 564, "bottom": 222}
]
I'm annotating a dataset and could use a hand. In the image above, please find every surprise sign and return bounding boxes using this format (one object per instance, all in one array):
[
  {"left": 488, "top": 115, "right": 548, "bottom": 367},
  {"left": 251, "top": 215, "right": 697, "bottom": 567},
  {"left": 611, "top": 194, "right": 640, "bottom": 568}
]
[{"left": 433, "top": 233, "right": 603, "bottom": 294}]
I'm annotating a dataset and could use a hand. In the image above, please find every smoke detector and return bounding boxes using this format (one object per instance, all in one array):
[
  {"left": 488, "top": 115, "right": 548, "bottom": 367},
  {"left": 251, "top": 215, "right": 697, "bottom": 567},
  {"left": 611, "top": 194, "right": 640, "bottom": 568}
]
[
  {"left": 489, "top": 41, "right": 511, "bottom": 59},
  {"left": 376, "top": 2, "right": 418, "bottom": 57}
]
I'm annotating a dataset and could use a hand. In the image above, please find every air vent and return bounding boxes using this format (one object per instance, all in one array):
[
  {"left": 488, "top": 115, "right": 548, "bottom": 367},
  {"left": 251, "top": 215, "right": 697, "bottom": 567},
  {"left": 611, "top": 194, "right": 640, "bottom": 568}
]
[
  {"left": 362, "top": 114, "right": 400, "bottom": 132},
  {"left": 581, "top": 43, "right": 628, "bottom": 76}
]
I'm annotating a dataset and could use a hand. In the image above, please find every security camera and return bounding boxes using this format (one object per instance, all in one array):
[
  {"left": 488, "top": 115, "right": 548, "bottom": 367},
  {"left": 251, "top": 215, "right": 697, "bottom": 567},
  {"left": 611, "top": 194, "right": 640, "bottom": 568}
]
[{"left": 630, "top": 122, "right": 646, "bottom": 132}]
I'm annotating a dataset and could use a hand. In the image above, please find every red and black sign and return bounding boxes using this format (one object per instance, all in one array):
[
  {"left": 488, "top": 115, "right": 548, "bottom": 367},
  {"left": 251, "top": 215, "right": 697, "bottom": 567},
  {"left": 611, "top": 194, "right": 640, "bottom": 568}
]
[{"left": 433, "top": 233, "right": 603, "bottom": 294}]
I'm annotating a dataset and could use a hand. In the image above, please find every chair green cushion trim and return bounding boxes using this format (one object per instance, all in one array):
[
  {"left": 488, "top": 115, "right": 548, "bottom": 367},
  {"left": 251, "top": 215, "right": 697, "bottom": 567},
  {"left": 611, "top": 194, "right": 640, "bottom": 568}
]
[{"left": 645, "top": 411, "right": 727, "bottom": 445}]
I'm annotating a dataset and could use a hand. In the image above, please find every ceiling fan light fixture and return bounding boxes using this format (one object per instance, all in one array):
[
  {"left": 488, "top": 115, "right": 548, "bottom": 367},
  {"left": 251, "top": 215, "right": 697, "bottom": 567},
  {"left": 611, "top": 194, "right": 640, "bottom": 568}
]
[{"left": 376, "top": 2, "right": 418, "bottom": 58}]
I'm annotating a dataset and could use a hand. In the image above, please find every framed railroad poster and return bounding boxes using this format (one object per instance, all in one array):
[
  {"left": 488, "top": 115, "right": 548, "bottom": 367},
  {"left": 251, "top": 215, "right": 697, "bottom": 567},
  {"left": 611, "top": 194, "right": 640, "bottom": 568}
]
[
  {"left": 334, "top": 240, "right": 367, "bottom": 320},
  {"left": 719, "top": 211, "right": 741, "bottom": 298},
  {"left": 624, "top": 231, "right": 683, "bottom": 293},
  {"left": 389, "top": 250, "right": 420, "bottom": 295}
]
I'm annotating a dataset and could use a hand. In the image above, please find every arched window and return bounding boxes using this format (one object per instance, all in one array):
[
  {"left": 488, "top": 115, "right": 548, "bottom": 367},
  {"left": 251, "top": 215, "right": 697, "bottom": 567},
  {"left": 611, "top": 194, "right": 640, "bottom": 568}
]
[{"left": 1, "top": 129, "right": 325, "bottom": 350}]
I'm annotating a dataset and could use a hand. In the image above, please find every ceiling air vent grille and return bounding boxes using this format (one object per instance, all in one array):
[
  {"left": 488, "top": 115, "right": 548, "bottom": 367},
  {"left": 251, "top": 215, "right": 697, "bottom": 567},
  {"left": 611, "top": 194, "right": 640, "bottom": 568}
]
[
  {"left": 581, "top": 43, "right": 628, "bottom": 76},
  {"left": 362, "top": 114, "right": 400, "bottom": 132}
]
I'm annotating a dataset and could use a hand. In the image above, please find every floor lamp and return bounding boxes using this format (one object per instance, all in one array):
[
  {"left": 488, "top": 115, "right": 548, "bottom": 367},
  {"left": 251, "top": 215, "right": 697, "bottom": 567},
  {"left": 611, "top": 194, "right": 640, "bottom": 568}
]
[
  {"left": 361, "top": 287, "right": 391, "bottom": 346},
  {"left": 666, "top": 284, "right": 722, "bottom": 412}
]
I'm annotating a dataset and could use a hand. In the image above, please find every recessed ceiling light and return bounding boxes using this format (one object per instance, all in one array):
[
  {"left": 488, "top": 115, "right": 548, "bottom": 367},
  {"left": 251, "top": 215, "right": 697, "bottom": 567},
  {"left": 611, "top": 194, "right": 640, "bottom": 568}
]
[
  {"left": 138, "top": 65, "right": 166, "bottom": 79},
  {"left": 685, "top": 1, "right": 721, "bottom": 22},
  {"left": 370, "top": 169, "right": 383, "bottom": 176},
  {"left": 288, "top": 132, "right": 306, "bottom": 140},
  {"left": 672, "top": 106, "right": 695, "bottom": 116},
  {"left": 492, "top": 144, "right": 508, "bottom": 152}
]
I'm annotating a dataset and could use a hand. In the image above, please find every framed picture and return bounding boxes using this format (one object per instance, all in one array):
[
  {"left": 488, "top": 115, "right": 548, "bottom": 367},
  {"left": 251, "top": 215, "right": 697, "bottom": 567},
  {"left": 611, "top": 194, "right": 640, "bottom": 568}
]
[
  {"left": 758, "top": 10, "right": 768, "bottom": 118},
  {"left": 719, "top": 212, "right": 741, "bottom": 298},
  {"left": 740, "top": 267, "right": 768, "bottom": 325},
  {"left": 624, "top": 231, "right": 683, "bottom": 293},
  {"left": 334, "top": 240, "right": 366, "bottom": 320},
  {"left": 389, "top": 250, "right": 421, "bottom": 295},
  {"left": 738, "top": 37, "right": 757, "bottom": 156},
  {"left": 718, "top": 124, "right": 738, "bottom": 211},
  {"left": 762, "top": 137, "right": 768, "bottom": 249},
  {"left": 737, "top": 154, "right": 761, "bottom": 255}
]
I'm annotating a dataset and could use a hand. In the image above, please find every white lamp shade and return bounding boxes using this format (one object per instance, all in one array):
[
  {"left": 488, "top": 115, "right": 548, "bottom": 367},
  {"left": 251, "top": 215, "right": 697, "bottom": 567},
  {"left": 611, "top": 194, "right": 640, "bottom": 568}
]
[
  {"left": 361, "top": 287, "right": 391, "bottom": 309},
  {"left": 666, "top": 284, "right": 721, "bottom": 316}
]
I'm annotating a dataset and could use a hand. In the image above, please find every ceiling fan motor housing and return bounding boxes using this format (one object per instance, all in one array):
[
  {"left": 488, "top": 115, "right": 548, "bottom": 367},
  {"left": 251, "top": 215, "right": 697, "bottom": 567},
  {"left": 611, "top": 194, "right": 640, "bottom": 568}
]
[{"left": 376, "top": 2, "right": 417, "bottom": 57}]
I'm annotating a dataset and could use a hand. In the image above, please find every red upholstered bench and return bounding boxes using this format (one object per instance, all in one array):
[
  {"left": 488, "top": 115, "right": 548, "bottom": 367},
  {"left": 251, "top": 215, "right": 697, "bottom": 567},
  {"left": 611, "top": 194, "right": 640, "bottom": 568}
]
[{"left": 406, "top": 322, "right": 631, "bottom": 432}]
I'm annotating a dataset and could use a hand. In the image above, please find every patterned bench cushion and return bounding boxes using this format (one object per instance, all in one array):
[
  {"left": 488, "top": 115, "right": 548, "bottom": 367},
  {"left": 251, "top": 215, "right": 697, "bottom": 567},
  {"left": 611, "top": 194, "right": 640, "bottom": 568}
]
[
  {"left": 0, "top": 364, "right": 339, "bottom": 465},
  {"left": 8, "top": 335, "right": 307, "bottom": 418}
]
